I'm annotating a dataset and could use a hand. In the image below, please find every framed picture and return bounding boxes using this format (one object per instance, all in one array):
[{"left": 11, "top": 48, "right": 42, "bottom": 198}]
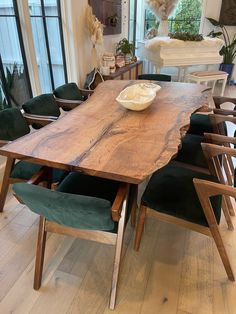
[
  {"left": 219, "top": 0, "right": 236, "bottom": 26},
  {"left": 89, "top": 0, "right": 122, "bottom": 35}
]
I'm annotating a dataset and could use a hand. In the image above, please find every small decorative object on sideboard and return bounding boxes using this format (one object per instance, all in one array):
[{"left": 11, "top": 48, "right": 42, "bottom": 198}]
[
  {"left": 102, "top": 52, "right": 116, "bottom": 74},
  {"left": 115, "top": 55, "right": 125, "bottom": 68},
  {"left": 116, "top": 38, "right": 134, "bottom": 65}
]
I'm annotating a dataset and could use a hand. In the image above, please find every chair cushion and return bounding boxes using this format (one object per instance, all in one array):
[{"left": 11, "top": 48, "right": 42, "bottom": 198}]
[
  {"left": 142, "top": 164, "right": 221, "bottom": 227},
  {"left": 11, "top": 161, "right": 68, "bottom": 183},
  {"left": 174, "top": 134, "right": 207, "bottom": 168},
  {"left": 22, "top": 94, "right": 60, "bottom": 117},
  {"left": 11, "top": 161, "right": 42, "bottom": 180},
  {"left": 13, "top": 181, "right": 116, "bottom": 231},
  {"left": 0, "top": 108, "right": 30, "bottom": 141},
  {"left": 53, "top": 83, "right": 83, "bottom": 101},
  {"left": 187, "top": 114, "right": 213, "bottom": 136},
  {"left": 57, "top": 172, "right": 120, "bottom": 203},
  {"left": 138, "top": 74, "right": 171, "bottom": 82}
]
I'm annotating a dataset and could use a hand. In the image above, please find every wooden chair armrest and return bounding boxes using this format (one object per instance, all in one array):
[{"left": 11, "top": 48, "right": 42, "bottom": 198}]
[
  {"left": 194, "top": 178, "right": 236, "bottom": 200},
  {"left": 0, "top": 140, "right": 10, "bottom": 147},
  {"left": 213, "top": 108, "right": 236, "bottom": 116},
  {"left": 27, "top": 166, "right": 52, "bottom": 186},
  {"left": 201, "top": 142, "right": 236, "bottom": 160},
  {"left": 111, "top": 183, "right": 129, "bottom": 221},
  {"left": 55, "top": 97, "right": 83, "bottom": 108},
  {"left": 79, "top": 88, "right": 94, "bottom": 97},
  {"left": 209, "top": 113, "right": 236, "bottom": 128},
  {"left": 213, "top": 96, "right": 236, "bottom": 109},
  {"left": 204, "top": 133, "right": 236, "bottom": 146},
  {"left": 23, "top": 113, "right": 58, "bottom": 126}
]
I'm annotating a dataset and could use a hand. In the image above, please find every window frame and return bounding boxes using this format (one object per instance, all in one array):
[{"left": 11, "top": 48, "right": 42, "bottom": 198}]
[{"left": 29, "top": 0, "right": 68, "bottom": 91}]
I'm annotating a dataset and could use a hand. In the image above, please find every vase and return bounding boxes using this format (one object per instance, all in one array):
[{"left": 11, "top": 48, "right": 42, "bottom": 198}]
[{"left": 219, "top": 63, "right": 234, "bottom": 81}]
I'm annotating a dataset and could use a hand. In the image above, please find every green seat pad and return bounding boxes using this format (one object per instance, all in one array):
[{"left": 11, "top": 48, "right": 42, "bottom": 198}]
[
  {"left": 0, "top": 108, "right": 30, "bottom": 141},
  {"left": 57, "top": 172, "right": 120, "bottom": 203},
  {"left": 22, "top": 94, "right": 60, "bottom": 117},
  {"left": 13, "top": 183, "right": 115, "bottom": 231},
  {"left": 174, "top": 134, "right": 207, "bottom": 168},
  {"left": 11, "top": 161, "right": 42, "bottom": 180},
  {"left": 11, "top": 161, "right": 68, "bottom": 183},
  {"left": 138, "top": 74, "right": 171, "bottom": 82},
  {"left": 187, "top": 114, "right": 213, "bottom": 136},
  {"left": 142, "top": 164, "right": 221, "bottom": 227},
  {"left": 53, "top": 83, "right": 83, "bottom": 101}
]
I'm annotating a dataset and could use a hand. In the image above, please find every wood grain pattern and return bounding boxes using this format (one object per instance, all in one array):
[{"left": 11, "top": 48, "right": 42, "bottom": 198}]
[{"left": 0, "top": 80, "right": 210, "bottom": 184}]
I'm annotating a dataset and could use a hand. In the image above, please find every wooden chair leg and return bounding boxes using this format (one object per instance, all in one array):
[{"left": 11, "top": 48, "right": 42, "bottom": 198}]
[
  {"left": 134, "top": 204, "right": 147, "bottom": 251},
  {"left": 222, "top": 196, "right": 234, "bottom": 230},
  {"left": 225, "top": 195, "right": 235, "bottom": 216},
  {"left": 0, "top": 157, "right": 15, "bottom": 212},
  {"left": 109, "top": 193, "right": 128, "bottom": 310},
  {"left": 210, "top": 223, "right": 235, "bottom": 281},
  {"left": 130, "top": 184, "right": 138, "bottom": 228},
  {"left": 34, "top": 216, "right": 47, "bottom": 290}
]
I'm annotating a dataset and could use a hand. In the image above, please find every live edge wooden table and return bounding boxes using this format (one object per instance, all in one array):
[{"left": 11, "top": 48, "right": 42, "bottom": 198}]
[{"left": 0, "top": 80, "right": 210, "bottom": 185}]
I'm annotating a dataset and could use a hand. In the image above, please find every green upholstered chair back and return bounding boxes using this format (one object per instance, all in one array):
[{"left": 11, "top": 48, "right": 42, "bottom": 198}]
[
  {"left": 138, "top": 74, "right": 171, "bottom": 82},
  {"left": 0, "top": 108, "right": 30, "bottom": 141},
  {"left": 22, "top": 93, "right": 60, "bottom": 117},
  {"left": 13, "top": 183, "right": 115, "bottom": 231},
  {"left": 53, "top": 83, "right": 83, "bottom": 101}
]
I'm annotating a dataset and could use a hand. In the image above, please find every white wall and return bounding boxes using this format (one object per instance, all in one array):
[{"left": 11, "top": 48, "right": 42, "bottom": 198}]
[{"left": 62, "top": 0, "right": 129, "bottom": 86}]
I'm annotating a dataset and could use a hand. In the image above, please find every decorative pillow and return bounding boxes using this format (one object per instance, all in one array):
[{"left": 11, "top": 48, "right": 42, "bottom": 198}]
[
  {"left": 0, "top": 108, "right": 30, "bottom": 141},
  {"left": 84, "top": 68, "right": 104, "bottom": 90},
  {"left": 53, "top": 83, "right": 83, "bottom": 101}
]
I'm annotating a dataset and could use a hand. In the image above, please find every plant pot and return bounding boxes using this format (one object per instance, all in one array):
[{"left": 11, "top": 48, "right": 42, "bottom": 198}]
[
  {"left": 219, "top": 63, "right": 234, "bottom": 80},
  {"left": 124, "top": 53, "right": 132, "bottom": 65}
]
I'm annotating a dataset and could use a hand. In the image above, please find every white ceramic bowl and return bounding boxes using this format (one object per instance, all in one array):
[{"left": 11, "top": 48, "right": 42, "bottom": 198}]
[{"left": 116, "top": 83, "right": 161, "bottom": 111}]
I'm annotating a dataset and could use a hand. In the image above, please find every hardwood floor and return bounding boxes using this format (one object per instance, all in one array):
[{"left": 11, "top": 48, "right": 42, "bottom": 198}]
[{"left": 0, "top": 85, "right": 236, "bottom": 314}]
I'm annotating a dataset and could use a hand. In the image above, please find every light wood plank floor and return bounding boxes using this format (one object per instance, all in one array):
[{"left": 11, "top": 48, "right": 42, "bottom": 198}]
[{"left": 0, "top": 85, "right": 236, "bottom": 314}]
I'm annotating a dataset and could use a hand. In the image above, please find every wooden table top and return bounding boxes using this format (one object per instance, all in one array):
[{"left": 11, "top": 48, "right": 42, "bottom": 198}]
[{"left": 0, "top": 80, "right": 210, "bottom": 184}]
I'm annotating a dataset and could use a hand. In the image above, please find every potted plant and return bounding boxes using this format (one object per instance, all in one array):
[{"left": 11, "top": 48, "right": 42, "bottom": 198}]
[
  {"left": 116, "top": 38, "right": 134, "bottom": 64},
  {"left": 207, "top": 17, "right": 236, "bottom": 79}
]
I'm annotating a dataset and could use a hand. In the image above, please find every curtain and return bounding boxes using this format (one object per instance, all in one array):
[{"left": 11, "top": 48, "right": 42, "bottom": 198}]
[{"left": 146, "top": 0, "right": 179, "bottom": 36}]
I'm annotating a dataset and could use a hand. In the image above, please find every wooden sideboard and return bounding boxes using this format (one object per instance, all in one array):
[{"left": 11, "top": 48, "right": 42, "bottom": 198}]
[{"left": 102, "top": 60, "right": 143, "bottom": 81}]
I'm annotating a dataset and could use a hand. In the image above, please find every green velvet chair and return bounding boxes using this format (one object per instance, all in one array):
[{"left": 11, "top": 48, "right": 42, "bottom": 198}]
[
  {"left": 22, "top": 94, "right": 60, "bottom": 129},
  {"left": 138, "top": 73, "right": 171, "bottom": 82},
  {"left": 187, "top": 113, "right": 214, "bottom": 136},
  {"left": 13, "top": 170, "right": 136, "bottom": 310},
  {"left": 53, "top": 82, "right": 93, "bottom": 111},
  {"left": 0, "top": 108, "right": 67, "bottom": 212},
  {"left": 134, "top": 163, "right": 235, "bottom": 281}
]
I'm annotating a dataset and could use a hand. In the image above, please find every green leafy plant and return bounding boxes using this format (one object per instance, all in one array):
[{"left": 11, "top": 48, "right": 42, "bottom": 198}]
[
  {"left": 0, "top": 63, "right": 27, "bottom": 111},
  {"left": 207, "top": 17, "right": 236, "bottom": 64},
  {"left": 169, "top": 31, "right": 203, "bottom": 41},
  {"left": 116, "top": 38, "right": 134, "bottom": 55}
]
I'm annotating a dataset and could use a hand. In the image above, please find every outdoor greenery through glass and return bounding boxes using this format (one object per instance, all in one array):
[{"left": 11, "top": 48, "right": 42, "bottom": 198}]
[
  {"left": 0, "top": 0, "right": 32, "bottom": 110},
  {"left": 144, "top": 0, "right": 202, "bottom": 37}
]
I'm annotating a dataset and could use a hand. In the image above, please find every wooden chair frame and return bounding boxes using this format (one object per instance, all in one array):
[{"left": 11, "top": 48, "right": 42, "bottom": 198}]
[
  {"left": 213, "top": 96, "right": 236, "bottom": 109},
  {"left": 0, "top": 114, "right": 56, "bottom": 212},
  {"left": 54, "top": 88, "right": 94, "bottom": 111},
  {"left": 201, "top": 137, "right": 236, "bottom": 218},
  {"left": 17, "top": 168, "right": 137, "bottom": 310},
  {"left": 135, "top": 178, "right": 236, "bottom": 282}
]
